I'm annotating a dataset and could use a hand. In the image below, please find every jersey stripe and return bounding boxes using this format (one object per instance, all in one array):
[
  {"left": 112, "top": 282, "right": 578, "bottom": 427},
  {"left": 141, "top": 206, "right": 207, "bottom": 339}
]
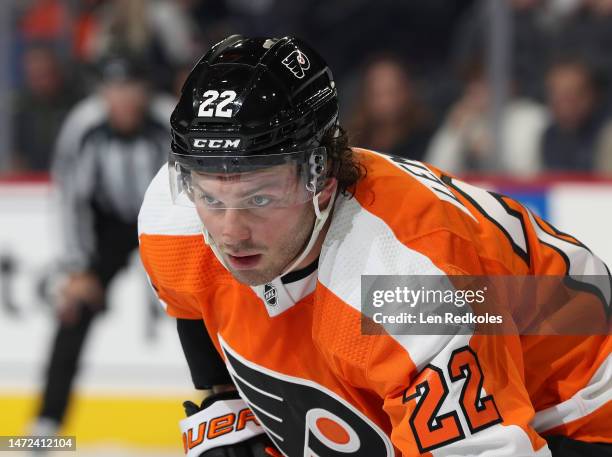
[
  {"left": 531, "top": 352, "right": 612, "bottom": 434},
  {"left": 319, "top": 195, "right": 454, "bottom": 371}
]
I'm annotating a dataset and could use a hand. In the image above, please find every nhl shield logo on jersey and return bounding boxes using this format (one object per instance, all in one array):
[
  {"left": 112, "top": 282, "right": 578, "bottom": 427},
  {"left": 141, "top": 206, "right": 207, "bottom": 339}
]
[
  {"left": 264, "top": 284, "right": 277, "bottom": 307},
  {"left": 219, "top": 336, "right": 395, "bottom": 457},
  {"left": 282, "top": 50, "right": 311, "bottom": 79}
]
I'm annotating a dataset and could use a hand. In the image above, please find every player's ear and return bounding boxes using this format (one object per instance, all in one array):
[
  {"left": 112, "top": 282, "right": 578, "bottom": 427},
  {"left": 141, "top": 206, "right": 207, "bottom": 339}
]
[{"left": 317, "top": 177, "right": 337, "bottom": 210}]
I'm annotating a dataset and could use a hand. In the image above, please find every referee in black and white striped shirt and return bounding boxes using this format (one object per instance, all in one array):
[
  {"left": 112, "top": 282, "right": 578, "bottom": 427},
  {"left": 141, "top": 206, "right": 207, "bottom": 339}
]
[{"left": 32, "top": 52, "right": 174, "bottom": 434}]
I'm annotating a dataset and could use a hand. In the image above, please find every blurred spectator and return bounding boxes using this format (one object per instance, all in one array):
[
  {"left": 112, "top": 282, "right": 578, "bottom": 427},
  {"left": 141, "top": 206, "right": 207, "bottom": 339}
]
[
  {"left": 30, "top": 52, "right": 173, "bottom": 436},
  {"left": 540, "top": 58, "right": 612, "bottom": 171},
  {"left": 86, "top": 0, "right": 198, "bottom": 90},
  {"left": 196, "top": 0, "right": 474, "bottom": 100},
  {"left": 16, "top": 0, "right": 114, "bottom": 63},
  {"left": 552, "top": 0, "right": 612, "bottom": 102},
  {"left": 71, "top": 0, "right": 107, "bottom": 62},
  {"left": 10, "top": 43, "right": 81, "bottom": 171},
  {"left": 452, "top": 0, "right": 553, "bottom": 100},
  {"left": 184, "top": 0, "right": 236, "bottom": 46},
  {"left": 425, "top": 62, "right": 548, "bottom": 176},
  {"left": 348, "top": 56, "right": 434, "bottom": 160},
  {"left": 18, "top": 0, "right": 72, "bottom": 46},
  {"left": 303, "top": 0, "right": 474, "bottom": 84}
]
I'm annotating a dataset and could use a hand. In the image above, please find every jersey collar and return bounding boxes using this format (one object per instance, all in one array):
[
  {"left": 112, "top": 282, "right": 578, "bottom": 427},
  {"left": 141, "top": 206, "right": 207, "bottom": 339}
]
[{"left": 251, "top": 257, "right": 319, "bottom": 317}]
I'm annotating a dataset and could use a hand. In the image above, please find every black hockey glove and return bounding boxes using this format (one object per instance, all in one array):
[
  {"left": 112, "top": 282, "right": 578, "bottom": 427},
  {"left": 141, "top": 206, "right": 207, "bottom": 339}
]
[{"left": 180, "top": 390, "right": 281, "bottom": 457}]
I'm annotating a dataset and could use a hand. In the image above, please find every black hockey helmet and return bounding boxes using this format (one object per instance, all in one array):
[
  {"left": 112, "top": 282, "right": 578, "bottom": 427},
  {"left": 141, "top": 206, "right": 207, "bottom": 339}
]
[{"left": 169, "top": 35, "right": 339, "bottom": 209}]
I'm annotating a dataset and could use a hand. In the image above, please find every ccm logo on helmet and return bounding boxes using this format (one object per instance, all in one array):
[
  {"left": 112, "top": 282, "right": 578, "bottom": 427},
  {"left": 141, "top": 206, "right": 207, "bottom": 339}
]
[
  {"left": 219, "top": 336, "right": 395, "bottom": 457},
  {"left": 192, "top": 138, "right": 241, "bottom": 149}
]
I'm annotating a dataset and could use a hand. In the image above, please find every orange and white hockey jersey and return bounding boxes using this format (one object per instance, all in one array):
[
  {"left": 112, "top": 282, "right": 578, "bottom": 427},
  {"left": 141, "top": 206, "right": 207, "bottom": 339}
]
[{"left": 139, "top": 149, "right": 611, "bottom": 456}]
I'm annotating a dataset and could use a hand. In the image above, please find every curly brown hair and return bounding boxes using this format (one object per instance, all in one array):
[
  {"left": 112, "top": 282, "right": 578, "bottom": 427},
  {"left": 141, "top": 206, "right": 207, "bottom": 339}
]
[{"left": 321, "top": 125, "right": 366, "bottom": 197}]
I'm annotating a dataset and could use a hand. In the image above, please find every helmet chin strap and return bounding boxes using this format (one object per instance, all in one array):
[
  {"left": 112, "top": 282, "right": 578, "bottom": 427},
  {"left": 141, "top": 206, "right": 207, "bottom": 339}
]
[
  {"left": 280, "top": 186, "right": 336, "bottom": 276},
  {"left": 202, "top": 225, "right": 229, "bottom": 270},
  {"left": 202, "top": 187, "right": 337, "bottom": 278}
]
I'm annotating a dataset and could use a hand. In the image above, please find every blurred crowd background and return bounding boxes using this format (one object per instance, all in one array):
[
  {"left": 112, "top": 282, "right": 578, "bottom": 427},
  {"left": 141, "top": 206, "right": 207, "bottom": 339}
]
[
  {"left": 2, "top": 1, "right": 612, "bottom": 452},
  {"left": 4, "top": 0, "right": 612, "bottom": 177}
]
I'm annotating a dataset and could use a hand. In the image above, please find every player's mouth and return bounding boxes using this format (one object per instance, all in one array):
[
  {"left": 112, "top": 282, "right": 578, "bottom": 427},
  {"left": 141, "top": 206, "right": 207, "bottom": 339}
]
[{"left": 226, "top": 253, "right": 262, "bottom": 269}]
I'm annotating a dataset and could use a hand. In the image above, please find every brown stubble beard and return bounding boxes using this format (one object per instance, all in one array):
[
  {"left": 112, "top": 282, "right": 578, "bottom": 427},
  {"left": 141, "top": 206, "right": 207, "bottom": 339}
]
[{"left": 222, "top": 204, "right": 317, "bottom": 286}]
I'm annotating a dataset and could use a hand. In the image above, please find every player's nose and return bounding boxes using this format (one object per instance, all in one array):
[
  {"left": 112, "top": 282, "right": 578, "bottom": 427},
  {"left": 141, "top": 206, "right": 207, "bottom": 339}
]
[{"left": 220, "top": 208, "right": 251, "bottom": 242}]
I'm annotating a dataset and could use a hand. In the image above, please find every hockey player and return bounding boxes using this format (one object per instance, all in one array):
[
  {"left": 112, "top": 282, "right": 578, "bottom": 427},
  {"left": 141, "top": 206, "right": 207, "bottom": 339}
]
[{"left": 138, "top": 35, "right": 611, "bottom": 456}]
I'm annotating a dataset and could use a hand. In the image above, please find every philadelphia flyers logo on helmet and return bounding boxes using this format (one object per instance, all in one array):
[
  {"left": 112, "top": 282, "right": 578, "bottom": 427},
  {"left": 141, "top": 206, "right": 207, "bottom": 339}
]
[
  {"left": 219, "top": 336, "right": 395, "bottom": 457},
  {"left": 282, "top": 50, "right": 311, "bottom": 79}
]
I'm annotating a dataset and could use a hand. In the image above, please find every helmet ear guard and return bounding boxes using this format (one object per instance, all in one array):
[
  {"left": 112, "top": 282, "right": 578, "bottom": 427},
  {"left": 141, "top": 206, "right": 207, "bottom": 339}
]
[{"left": 306, "top": 148, "right": 327, "bottom": 193}]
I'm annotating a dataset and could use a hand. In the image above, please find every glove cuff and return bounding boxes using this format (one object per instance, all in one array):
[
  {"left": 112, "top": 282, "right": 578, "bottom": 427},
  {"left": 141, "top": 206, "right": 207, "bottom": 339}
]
[{"left": 180, "top": 392, "right": 264, "bottom": 456}]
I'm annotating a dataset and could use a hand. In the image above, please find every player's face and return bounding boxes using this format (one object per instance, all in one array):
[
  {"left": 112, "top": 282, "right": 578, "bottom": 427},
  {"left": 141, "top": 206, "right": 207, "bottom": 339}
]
[{"left": 191, "top": 165, "right": 316, "bottom": 286}]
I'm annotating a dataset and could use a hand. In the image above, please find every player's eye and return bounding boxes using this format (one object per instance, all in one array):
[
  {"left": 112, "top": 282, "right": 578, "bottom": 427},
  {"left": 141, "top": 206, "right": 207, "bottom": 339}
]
[
  {"left": 249, "top": 195, "right": 273, "bottom": 207},
  {"left": 198, "top": 192, "right": 224, "bottom": 208}
]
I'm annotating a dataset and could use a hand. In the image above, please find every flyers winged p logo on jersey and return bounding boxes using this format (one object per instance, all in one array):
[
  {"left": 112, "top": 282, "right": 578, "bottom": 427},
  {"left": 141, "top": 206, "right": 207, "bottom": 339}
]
[
  {"left": 282, "top": 50, "right": 311, "bottom": 79},
  {"left": 219, "top": 336, "right": 395, "bottom": 457}
]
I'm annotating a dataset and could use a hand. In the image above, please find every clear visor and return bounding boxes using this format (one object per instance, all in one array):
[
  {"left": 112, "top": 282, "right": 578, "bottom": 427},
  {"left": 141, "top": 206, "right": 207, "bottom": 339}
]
[{"left": 169, "top": 148, "right": 327, "bottom": 209}]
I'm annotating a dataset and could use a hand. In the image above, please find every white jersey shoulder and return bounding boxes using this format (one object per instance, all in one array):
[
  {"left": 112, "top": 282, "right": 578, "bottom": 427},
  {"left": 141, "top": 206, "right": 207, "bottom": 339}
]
[
  {"left": 138, "top": 163, "right": 203, "bottom": 237},
  {"left": 318, "top": 193, "right": 466, "bottom": 371},
  {"left": 320, "top": 193, "right": 447, "bottom": 287},
  {"left": 319, "top": 193, "right": 449, "bottom": 313}
]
